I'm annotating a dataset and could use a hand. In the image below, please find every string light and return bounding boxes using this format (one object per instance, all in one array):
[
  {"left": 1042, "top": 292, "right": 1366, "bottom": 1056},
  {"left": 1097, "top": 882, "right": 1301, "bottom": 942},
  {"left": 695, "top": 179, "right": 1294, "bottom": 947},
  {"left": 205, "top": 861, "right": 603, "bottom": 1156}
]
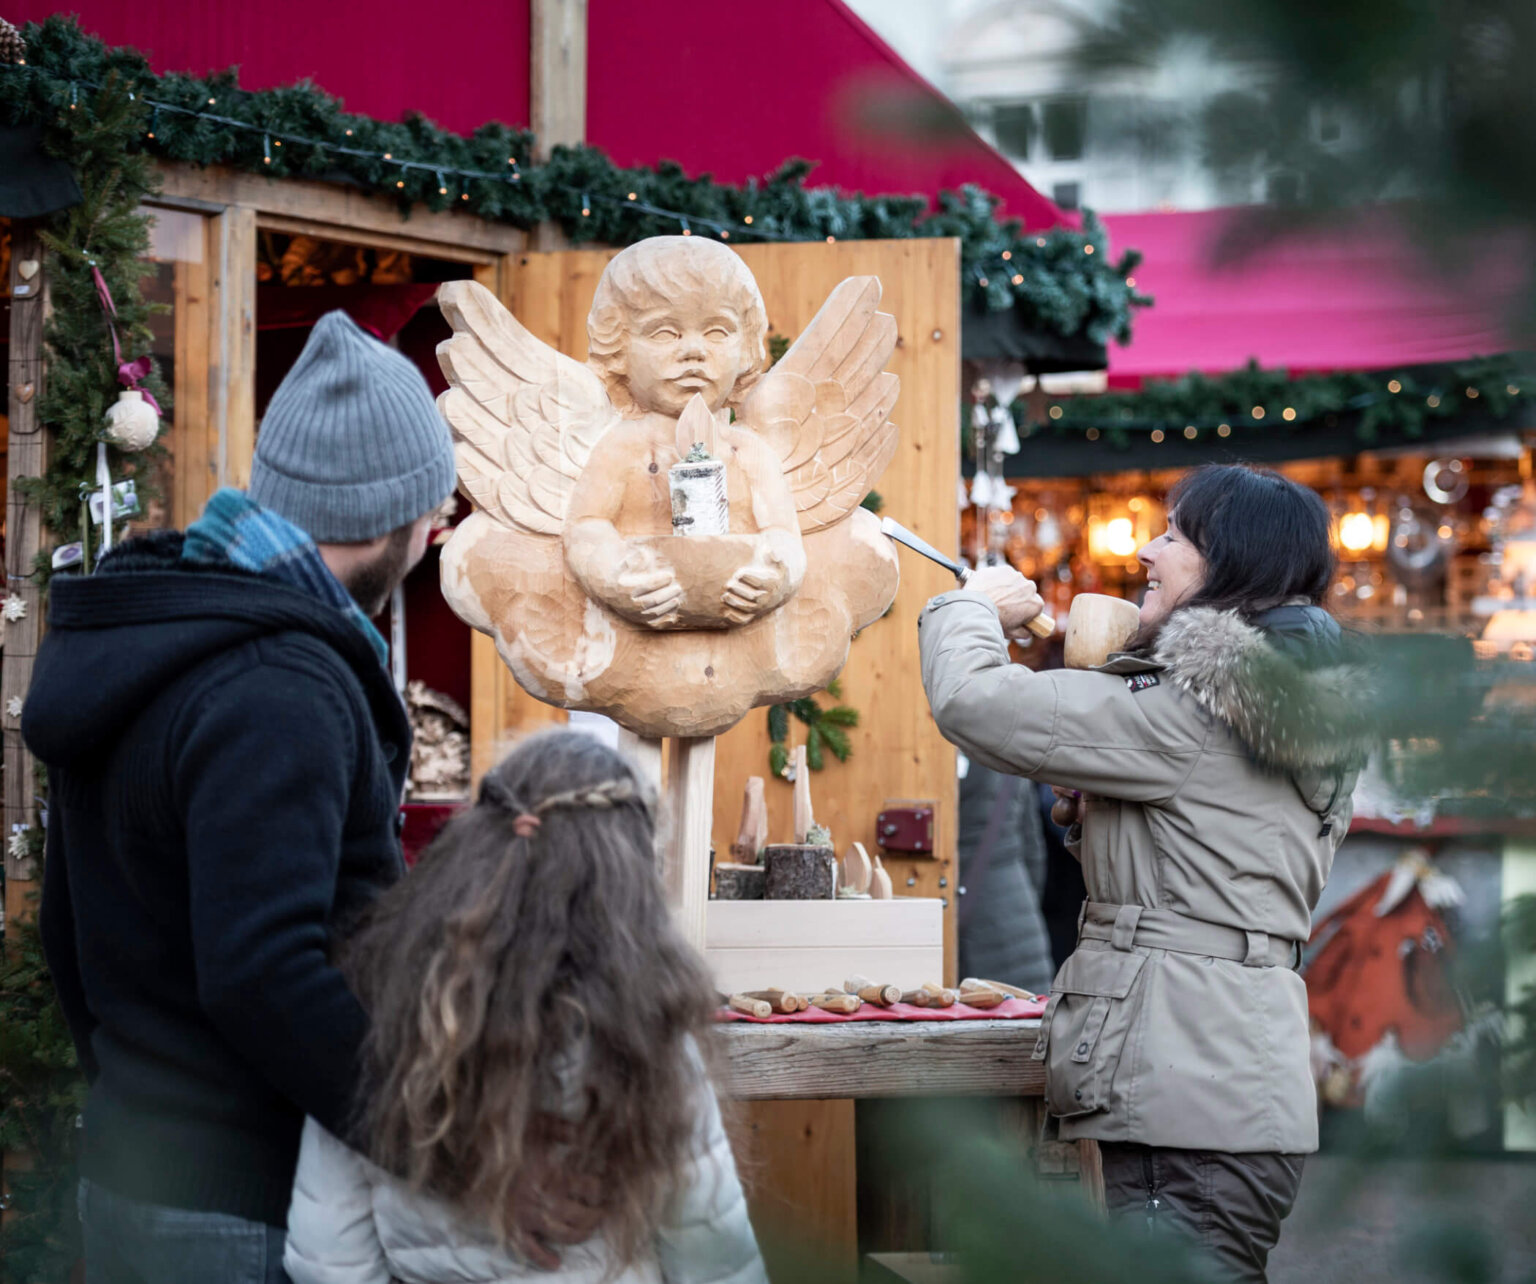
[
  {"left": 1508, "top": 384, "right": 1520, "bottom": 395},
  {"left": 383, "top": 152, "right": 392, "bottom": 160},
  {"left": 1086, "top": 428, "right": 1100, "bottom": 441},
  {"left": 69, "top": 81, "right": 77, "bottom": 109},
  {"left": 1184, "top": 425, "right": 1198, "bottom": 439},
  {"left": 581, "top": 192, "right": 591, "bottom": 216},
  {"left": 627, "top": 191, "right": 637, "bottom": 200},
  {"left": 262, "top": 133, "right": 272, "bottom": 164},
  {"left": 719, "top": 229, "right": 730, "bottom": 239},
  {"left": 744, "top": 215, "right": 754, "bottom": 225},
  {"left": 1150, "top": 428, "right": 1165, "bottom": 442},
  {"left": 207, "top": 97, "right": 216, "bottom": 105},
  {"left": 345, "top": 128, "right": 353, "bottom": 136},
  {"left": 1036, "top": 237, "right": 1046, "bottom": 247},
  {"left": 1281, "top": 407, "right": 1297, "bottom": 421},
  {"left": 1387, "top": 379, "right": 1402, "bottom": 393},
  {"left": 146, "top": 106, "right": 158, "bottom": 140},
  {"left": 826, "top": 235, "right": 836, "bottom": 243},
  {"left": 1217, "top": 423, "right": 1231, "bottom": 437},
  {"left": 1083, "top": 244, "right": 1094, "bottom": 255},
  {"left": 1251, "top": 406, "right": 1265, "bottom": 420},
  {"left": 680, "top": 216, "right": 692, "bottom": 236},
  {"left": 1126, "top": 276, "right": 1137, "bottom": 287},
  {"left": 1467, "top": 387, "right": 1480, "bottom": 398},
  {"left": 438, "top": 170, "right": 449, "bottom": 196},
  {"left": 1426, "top": 394, "right": 1441, "bottom": 408},
  {"left": 1048, "top": 406, "right": 1063, "bottom": 420}
]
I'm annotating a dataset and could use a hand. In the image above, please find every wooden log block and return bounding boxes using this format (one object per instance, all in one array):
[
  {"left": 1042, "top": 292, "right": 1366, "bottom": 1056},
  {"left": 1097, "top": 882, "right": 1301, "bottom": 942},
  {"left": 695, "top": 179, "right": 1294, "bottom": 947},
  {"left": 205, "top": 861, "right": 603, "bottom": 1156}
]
[
  {"left": 763, "top": 844, "right": 836, "bottom": 900},
  {"left": 713, "top": 862, "right": 766, "bottom": 901}
]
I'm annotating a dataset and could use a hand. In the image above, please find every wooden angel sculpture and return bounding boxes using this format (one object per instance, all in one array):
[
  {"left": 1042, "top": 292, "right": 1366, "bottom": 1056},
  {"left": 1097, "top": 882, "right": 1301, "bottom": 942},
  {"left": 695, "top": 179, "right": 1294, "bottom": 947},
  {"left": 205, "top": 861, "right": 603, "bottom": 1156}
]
[{"left": 436, "top": 236, "right": 900, "bottom": 739}]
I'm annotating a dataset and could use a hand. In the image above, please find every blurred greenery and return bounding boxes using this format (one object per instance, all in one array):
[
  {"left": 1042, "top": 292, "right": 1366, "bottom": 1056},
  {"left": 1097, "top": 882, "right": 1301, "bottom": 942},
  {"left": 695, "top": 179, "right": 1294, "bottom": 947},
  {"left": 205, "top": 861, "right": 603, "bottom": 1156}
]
[{"left": 1077, "top": 0, "right": 1536, "bottom": 317}]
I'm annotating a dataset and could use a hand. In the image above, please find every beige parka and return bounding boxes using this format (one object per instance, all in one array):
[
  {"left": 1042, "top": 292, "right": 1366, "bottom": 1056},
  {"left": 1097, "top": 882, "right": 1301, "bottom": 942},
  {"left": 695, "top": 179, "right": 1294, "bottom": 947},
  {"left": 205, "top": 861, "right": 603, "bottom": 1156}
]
[{"left": 919, "top": 591, "right": 1368, "bottom": 1154}]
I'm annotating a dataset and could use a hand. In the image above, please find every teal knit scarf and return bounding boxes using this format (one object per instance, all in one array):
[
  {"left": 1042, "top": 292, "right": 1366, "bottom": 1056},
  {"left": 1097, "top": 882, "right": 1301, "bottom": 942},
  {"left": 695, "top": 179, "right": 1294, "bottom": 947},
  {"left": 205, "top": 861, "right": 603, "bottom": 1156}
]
[{"left": 183, "top": 488, "right": 390, "bottom": 667}]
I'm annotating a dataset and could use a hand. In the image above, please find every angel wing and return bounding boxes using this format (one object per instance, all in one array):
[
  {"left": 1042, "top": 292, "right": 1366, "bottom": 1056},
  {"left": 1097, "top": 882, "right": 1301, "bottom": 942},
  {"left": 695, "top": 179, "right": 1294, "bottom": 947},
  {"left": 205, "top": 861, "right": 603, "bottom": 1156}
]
[
  {"left": 435, "top": 280, "right": 619, "bottom": 536},
  {"left": 741, "top": 276, "right": 899, "bottom": 534}
]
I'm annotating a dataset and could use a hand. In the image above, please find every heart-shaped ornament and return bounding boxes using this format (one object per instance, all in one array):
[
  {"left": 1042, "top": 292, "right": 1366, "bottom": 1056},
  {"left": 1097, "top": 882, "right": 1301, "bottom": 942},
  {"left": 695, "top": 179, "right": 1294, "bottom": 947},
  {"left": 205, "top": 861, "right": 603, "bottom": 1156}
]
[
  {"left": 17, "top": 259, "right": 40, "bottom": 282},
  {"left": 17, "top": 383, "right": 35, "bottom": 404}
]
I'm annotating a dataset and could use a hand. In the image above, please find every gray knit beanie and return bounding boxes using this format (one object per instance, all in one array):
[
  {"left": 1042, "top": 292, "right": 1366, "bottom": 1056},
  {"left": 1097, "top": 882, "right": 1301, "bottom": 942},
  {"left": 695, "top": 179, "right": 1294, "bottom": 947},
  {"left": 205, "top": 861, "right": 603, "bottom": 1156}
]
[{"left": 250, "top": 310, "right": 456, "bottom": 542}]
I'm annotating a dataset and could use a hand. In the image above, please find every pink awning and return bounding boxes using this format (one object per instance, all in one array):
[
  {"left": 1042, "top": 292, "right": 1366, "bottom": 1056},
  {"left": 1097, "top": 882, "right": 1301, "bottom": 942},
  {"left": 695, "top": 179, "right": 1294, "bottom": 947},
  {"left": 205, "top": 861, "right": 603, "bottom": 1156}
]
[
  {"left": 13, "top": 0, "right": 1066, "bottom": 230},
  {"left": 1101, "top": 207, "right": 1529, "bottom": 385}
]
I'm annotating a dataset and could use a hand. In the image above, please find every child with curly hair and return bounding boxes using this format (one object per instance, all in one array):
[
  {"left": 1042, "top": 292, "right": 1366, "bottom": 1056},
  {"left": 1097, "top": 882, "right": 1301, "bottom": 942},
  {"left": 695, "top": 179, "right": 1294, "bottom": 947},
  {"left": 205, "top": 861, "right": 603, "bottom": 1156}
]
[{"left": 283, "top": 728, "right": 766, "bottom": 1284}]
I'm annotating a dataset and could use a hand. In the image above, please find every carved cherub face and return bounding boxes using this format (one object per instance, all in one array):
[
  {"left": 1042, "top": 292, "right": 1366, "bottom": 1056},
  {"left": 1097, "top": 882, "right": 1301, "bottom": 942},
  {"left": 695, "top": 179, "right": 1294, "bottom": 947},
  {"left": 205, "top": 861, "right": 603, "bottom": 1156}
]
[
  {"left": 587, "top": 237, "right": 769, "bottom": 418},
  {"left": 624, "top": 292, "right": 753, "bottom": 416}
]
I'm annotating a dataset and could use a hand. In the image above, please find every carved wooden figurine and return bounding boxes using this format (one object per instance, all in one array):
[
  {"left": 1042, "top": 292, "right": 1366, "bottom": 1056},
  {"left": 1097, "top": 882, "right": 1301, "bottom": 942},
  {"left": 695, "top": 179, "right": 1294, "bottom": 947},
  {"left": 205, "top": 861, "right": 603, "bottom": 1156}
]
[{"left": 435, "top": 236, "right": 902, "bottom": 739}]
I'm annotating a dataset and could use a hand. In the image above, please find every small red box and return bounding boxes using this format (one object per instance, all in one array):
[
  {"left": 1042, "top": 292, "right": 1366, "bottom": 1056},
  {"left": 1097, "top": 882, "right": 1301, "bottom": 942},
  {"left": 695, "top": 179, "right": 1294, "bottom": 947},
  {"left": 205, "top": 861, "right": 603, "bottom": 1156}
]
[{"left": 876, "top": 805, "right": 934, "bottom": 854}]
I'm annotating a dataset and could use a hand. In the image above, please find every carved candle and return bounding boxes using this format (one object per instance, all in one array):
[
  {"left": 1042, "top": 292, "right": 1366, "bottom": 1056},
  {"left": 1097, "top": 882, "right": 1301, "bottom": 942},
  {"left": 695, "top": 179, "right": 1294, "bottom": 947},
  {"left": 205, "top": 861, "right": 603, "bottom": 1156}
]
[{"left": 669, "top": 456, "right": 729, "bottom": 536}]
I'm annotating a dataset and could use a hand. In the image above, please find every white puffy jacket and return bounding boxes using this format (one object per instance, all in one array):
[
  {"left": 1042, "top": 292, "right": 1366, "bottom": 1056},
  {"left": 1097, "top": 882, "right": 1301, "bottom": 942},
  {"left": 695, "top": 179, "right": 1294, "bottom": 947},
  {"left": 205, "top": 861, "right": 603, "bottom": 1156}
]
[{"left": 284, "top": 1084, "right": 766, "bottom": 1284}]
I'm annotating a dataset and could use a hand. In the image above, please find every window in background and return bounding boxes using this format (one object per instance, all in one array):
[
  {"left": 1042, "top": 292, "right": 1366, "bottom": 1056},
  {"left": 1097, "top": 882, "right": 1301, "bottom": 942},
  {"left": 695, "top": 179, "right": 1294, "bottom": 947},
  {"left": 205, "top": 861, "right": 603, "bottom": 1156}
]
[{"left": 991, "top": 102, "right": 1037, "bottom": 160}]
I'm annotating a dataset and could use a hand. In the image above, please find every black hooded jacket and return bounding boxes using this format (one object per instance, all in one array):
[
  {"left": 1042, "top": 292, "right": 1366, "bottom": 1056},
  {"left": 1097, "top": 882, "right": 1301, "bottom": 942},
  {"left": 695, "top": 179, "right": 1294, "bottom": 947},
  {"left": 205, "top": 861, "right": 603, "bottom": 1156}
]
[{"left": 24, "top": 531, "right": 410, "bottom": 1227}]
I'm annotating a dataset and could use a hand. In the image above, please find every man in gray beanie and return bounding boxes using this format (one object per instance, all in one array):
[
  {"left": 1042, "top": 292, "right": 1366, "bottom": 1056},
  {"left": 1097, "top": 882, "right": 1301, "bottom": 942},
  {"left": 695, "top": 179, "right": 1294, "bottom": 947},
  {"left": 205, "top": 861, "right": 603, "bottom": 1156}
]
[{"left": 29, "top": 312, "right": 596, "bottom": 1282}]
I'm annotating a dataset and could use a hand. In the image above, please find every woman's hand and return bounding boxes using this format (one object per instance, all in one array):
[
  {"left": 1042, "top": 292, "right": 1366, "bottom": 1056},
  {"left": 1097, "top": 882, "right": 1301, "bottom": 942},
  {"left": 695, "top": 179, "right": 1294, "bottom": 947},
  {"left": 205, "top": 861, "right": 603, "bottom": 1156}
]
[
  {"left": 966, "top": 564, "right": 1045, "bottom": 638},
  {"left": 1050, "top": 786, "right": 1083, "bottom": 829}
]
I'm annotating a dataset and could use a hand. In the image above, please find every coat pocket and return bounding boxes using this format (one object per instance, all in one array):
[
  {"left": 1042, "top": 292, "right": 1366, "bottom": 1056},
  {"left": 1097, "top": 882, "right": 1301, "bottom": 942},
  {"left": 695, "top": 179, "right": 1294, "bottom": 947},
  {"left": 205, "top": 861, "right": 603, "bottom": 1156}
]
[{"left": 1035, "top": 946, "right": 1148, "bottom": 1119}]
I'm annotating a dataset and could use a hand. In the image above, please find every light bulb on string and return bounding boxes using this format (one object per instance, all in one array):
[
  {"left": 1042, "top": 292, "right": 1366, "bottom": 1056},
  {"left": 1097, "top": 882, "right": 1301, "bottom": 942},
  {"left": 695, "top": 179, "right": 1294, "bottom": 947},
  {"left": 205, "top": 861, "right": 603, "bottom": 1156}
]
[
  {"left": 147, "top": 105, "right": 158, "bottom": 140},
  {"left": 1001, "top": 250, "right": 1012, "bottom": 261},
  {"left": 581, "top": 192, "right": 591, "bottom": 217},
  {"left": 680, "top": 216, "right": 692, "bottom": 236},
  {"left": 69, "top": 81, "right": 77, "bottom": 109},
  {"left": 744, "top": 215, "right": 754, "bottom": 225},
  {"left": 263, "top": 133, "right": 272, "bottom": 164},
  {"left": 719, "top": 229, "right": 730, "bottom": 239},
  {"left": 437, "top": 170, "right": 448, "bottom": 196}
]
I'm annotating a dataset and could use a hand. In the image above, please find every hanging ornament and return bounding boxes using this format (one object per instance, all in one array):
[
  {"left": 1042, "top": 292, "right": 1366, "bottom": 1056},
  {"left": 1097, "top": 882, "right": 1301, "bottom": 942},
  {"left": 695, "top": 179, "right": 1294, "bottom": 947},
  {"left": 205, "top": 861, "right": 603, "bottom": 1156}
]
[
  {"left": 1423, "top": 458, "right": 1469, "bottom": 505},
  {"left": 991, "top": 405, "right": 1021, "bottom": 455},
  {"left": 1385, "top": 504, "right": 1453, "bottom": 589},
  {"left": 103, "top": 389, "right": 160, "bottom": 451},
  {"left": 2, "top": 595, "right": 26, "bottom": 623}
]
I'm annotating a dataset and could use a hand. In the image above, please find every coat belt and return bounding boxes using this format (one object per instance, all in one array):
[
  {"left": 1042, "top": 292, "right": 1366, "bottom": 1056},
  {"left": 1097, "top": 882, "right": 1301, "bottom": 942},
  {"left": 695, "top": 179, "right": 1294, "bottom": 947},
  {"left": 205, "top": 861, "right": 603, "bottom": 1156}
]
[{"left": 1076, "top": 900, "right": 1301, "bottom": 969}]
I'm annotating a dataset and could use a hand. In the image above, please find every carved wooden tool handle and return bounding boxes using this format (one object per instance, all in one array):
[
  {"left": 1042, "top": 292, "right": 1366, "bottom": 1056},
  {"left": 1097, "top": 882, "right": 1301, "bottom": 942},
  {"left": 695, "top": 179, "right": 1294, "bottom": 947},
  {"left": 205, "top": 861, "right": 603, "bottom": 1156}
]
[
  {"left": 922, "top": 981, "right": 959, "bottom": 1008},
  {"left": 844, "top": 975, "right": 901, "bottom": 1006},
  {"left": 961, "top": 977, "right": 1039, "bottom": 1001},
  {"left": 957, "top": 988, "right": 1008, "bottom": 1009},
  {"left": 809, "top": 993, "right": 861, "bottom": 1015},
  {"left": 746, "top": 988, "right": 806, "bottom": 1014},
  {"left": 729, "top": 994, "right": 773, "bottom": 1019}
]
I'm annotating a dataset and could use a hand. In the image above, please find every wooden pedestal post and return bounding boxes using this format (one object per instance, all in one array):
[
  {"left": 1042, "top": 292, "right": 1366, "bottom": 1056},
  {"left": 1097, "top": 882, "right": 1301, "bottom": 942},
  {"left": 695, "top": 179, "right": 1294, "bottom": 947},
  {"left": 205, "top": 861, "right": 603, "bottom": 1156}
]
[
  {"left": 618, "top": 730, "right": 715, "bottom": 953},
  {"left": 4, "top": 220, "right": 46, "bottom": 927}
]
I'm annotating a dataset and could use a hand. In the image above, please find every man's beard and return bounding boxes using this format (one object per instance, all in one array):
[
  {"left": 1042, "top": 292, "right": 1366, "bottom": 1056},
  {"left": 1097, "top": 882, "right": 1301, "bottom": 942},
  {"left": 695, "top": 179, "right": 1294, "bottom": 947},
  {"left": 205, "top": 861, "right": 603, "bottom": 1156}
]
[{"left": 341, "top": 525, "right": 419, "bottom": 619}]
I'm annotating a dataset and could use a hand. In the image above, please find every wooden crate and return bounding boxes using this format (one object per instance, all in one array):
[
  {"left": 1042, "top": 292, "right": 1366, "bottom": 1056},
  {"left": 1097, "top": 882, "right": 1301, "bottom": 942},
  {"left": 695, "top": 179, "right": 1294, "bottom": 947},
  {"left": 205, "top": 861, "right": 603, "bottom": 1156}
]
[{"left": 705, "top": 899, "right": 944, "bottom": 995}]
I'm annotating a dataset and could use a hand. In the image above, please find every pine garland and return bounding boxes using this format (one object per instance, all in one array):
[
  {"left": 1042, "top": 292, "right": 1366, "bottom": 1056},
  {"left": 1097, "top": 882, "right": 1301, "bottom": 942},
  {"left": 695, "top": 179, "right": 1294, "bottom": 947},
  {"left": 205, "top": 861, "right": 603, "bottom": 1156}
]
[
  {"left": 0, "top": 15, "right": 1148, "bottom": 348},
  {"left": 9, "top": 64, "right": 168, "bottom": 579},
  {"left": 768, "top": 679, "right": 861, "bottom": 778},
  {"left": 1012, "top": 356, "right": 1531, "bottom": 450}
]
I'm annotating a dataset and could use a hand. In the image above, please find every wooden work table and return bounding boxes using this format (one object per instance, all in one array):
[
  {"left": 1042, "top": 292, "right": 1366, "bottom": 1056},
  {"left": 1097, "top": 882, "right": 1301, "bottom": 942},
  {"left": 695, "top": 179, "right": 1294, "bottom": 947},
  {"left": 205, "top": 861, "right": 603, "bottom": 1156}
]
[
  {"left": 718, "top": 1017, "right": 1046, "bottom": 1100},
  {"left": 715, "top": 1019, "right": 1098, "bottom": 1278}
]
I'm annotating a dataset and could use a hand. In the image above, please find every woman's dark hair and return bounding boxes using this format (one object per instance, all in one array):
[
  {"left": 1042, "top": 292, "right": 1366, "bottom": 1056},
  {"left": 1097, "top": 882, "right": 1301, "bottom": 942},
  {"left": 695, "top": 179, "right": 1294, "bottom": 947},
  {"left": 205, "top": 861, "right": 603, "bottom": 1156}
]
[
  {"left": 341, "top": 727, "right": 717, "bottom": 1270},
  {"left": 1130, "top": 464, "right": 1336, "bottom": 649}
]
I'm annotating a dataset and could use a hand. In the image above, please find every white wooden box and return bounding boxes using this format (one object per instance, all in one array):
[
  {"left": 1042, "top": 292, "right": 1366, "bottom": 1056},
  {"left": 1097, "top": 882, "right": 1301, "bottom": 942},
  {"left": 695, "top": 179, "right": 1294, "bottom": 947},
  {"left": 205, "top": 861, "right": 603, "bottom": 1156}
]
[{"left": 704, "top": 898, "right": 944, "bottom": 995}]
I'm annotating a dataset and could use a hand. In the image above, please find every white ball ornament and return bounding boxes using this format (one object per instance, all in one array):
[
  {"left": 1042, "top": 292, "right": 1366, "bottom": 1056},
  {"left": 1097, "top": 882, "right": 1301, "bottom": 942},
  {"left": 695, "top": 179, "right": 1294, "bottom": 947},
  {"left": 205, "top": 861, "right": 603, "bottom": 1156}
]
[{"left": 103, "top": 389, "right": 160, "bottom": 452}]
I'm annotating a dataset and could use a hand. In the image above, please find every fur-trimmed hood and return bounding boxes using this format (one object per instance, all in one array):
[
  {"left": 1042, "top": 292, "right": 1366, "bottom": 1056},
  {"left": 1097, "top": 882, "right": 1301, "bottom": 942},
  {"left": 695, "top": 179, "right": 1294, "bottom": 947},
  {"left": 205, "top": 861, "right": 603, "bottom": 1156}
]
[{"left": 1151, "top": 606, "right": 1374, "bottom": 773}]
